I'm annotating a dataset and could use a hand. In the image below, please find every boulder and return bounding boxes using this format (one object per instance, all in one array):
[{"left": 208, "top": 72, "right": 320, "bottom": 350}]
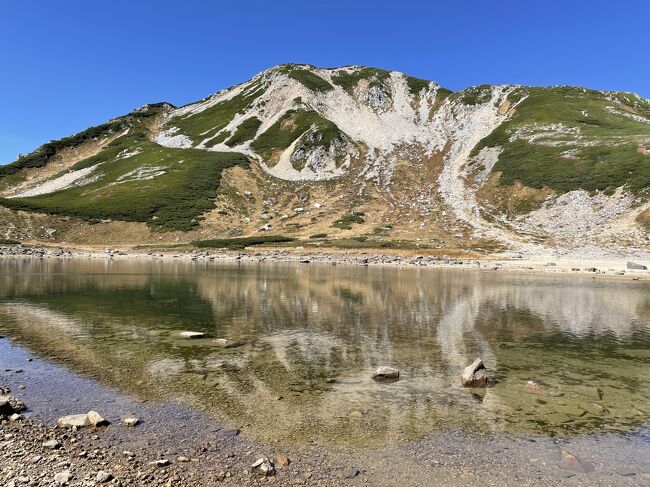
[
  {"left": 57, "top": 414, "right": 90, "bottom": 429},
  {"left": 178, "top": 331, "right": 205, "bottom": 339},
  {"left": 87, "top": 411, "right": 110, "bottom": 427},
  {"left": 371, "top": 366, "right": 400, "bottom": 382},
  {"left": 627, "top": 261, "right": 648, "bottom": 270},
  {"left": 461, "top": 358, "right": 489, "bottom": 387},
  {"left": 43, "top": 439, "right": 62, "bottom": 450},
  {"left": 251, "top": 457, "right": 275, "bottom": 477}
]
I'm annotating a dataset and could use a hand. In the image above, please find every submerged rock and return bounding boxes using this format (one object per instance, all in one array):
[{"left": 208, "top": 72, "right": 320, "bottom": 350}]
[
  {"left": 178, "top": 331, "right": 205, "bottom": 339},
  {"left": 371, "top": 366, "right": 400, "bottom": 382},
  {"left": 627, "top": 261, "right": 647, "bottom": 270},
  {"left": 461, "top": 358, "right": 489, "bottom": 387},
  {"left": 251, "top": 457, "right": 275, "bottom": 477},
  {"left": 213, "top": 338, "right": 243, "bottom": 348}
]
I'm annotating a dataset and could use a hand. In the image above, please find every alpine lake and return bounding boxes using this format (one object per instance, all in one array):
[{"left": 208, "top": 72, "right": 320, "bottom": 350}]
[{"left": 1, "top": 258, "right": 649, "bottom": 448}]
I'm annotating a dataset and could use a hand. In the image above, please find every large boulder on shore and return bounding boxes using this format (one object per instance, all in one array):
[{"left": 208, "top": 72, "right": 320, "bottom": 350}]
[
  {"left": 57, "top": 414, "right": 91, "bottom": 429},
  {"left": 627, "top": 261, "right": 648, "bottom": 270},
  {"left": 0, "top": 395, "right": 26, "bottom": 418},
  {"left": 461, "top": 358, "right": 489, "bottom": 387},
  {"left": 371, "top": 366, "right": 400, "bottom": 382}
]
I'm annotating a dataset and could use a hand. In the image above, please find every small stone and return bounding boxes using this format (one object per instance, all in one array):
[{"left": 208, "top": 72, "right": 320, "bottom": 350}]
[
  {"left": 9, "top": 413, "right": 22, "bottom": 421},
  {"left": 526, "top": 380, "right": 541, "bottom": 392},
  {"left": 178, "top": 331, "right": 205, "bottom": 339},
  {"left": 213, "top": 338, "right": 243, "bottom": 348},
  {"left": 96, "top": 471, "right": 113, "bottom": 483},
  {"left": 87, "top": 410, "right": 110, "bottom": 427},
  {"left": 123, "top": 417, "right": 140, "bottom": 427},
  {"left": 123, "top": 450, "right": 136, "bottom": 458},
  {"left": 461, "top": 358, "right": 489, "bottom": 387},
  {"left": 57, "top": 414, "right": 90, "bottom": 429},
  {"left": 343, "top": 468, "right": 360, "bottom": 479},
  {"left": 54, "top": 470, "right": 72, "bottom": 485},
  {"left": 371, "top": 366, "right": 400, "bottom": 382},
  {"left": 275, "top": 455, "right": 291, "bottom": 468},
  {"left": 149, "top": 459, "right": 170, "bottom": 468},
  {"left": 215, "top": 470, "right": 226, "bottom": 481},
  {"left": 250, "top": 457, "right": 275, "bottom": 477},
  {"left": 18, "top": 384, "right": 25, "bottom": 390},
  {"left": 177, "top": 456, "right": 190, "bottom": 462},
  {"left": 43, "top": 439, "right": 62, "bottom": 450}
]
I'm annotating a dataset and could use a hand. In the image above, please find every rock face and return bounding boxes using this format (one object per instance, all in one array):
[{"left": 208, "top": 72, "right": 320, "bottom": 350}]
[
  {"left": 371, "top": 366, "right": 400, "bottom": 382},
  {"left": 250, "top": 457, "right": 276, "bottom": 477},
  {"left": 627, "top": 261, "right": 648, "bottom": 270},
  {"left": 461, "top": 358, "right": 489, "bottom": 387}
]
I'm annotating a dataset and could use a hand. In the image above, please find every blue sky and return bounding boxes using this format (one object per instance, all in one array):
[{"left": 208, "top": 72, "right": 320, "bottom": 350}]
[{"left": 1, "top": 0, "right": 649, "bottom": 164}]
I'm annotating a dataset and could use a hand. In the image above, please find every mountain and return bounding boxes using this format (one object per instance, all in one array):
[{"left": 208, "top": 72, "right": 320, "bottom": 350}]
[{"left": 1, "top": 64, "right": 649, "bottom": 254}]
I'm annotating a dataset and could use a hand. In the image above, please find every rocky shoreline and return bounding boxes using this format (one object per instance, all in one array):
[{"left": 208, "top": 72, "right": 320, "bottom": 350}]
[
  {"left": 2, "top": 333, "right": 650, "bottom": 486},
  {"left": 0, "top": 244, "right": 648, "bottom": 281}
]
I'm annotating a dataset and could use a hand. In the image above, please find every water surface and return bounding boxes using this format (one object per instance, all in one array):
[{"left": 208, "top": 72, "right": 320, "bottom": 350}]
[{"left": 1, "top": 258, "right": 649, "bottom": 447}]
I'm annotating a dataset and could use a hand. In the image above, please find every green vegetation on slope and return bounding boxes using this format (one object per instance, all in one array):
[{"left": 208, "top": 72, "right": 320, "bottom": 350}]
[
  {"left": 170, "top": 82, "right": 264, "bottom": 144},
  {"left": 287, "top": 69, "right": 333, "bottom": 92},
  {"left": 0, "top": 120, "right": 127, "bottom": 178},
  {"left": 225, "top": 117, "right": 262, "bottom": 146},
  {"left": 473, "top": 87, "right": 650, "bottom": 194},
  {"left": 0, "top": 137, "right": 250, "bottom": 231},
  {"left": 193, "top": 235, "right": 295, "bottom": 249},
  {"left": 331, "top": 212, "right": 365, "bottom": 229},
  {"left": 250, "top": 109, "right": 342, "bottom": 163},
  {"left": 0, "top": 238, "right": 20, "bottom": 245},
  {"left": 331, "top": 68, "right": 391, "bottom": 95},
  {"left": 405, "top": 76, "right": 430, "bottom": 96}
]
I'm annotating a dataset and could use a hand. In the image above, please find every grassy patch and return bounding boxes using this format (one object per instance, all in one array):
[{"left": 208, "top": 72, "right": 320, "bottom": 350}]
[
  {"left": 170, "top": 82, "right": 264, "bottom": 144},
  {"left": 225, "top": 117, "right": 261, "bottom": 146},
  {"left": 331, "top": 211, "right": 365, "bottom": 229},
  {"left": 331, "top": 67, "right": 391, "bottom": 95},
  {"left": 309, "top": 233, "right": 328, "bottom": 239},
  {"left": 204, "top": 130, "right": 231, "bottom": 148},
  {"left": 193, "top": 235, "right": 295, "bottom": 249},
  {"left": 0, "top": 238, "right": 20, "bottom": 245},
  {"left": 455, "top": 85, "right": 493, "bottom": 105},
  {"left": 472, "top": 86, "right": 650, "bottom": 194},
  {"left": 251, "top": 109, "right": 343, "bottom": 163},
  {"left": 0, "top": 141, "right": 250, "bottom": 232},
  {"left": 287, "top": 70, "right": 333, "bottom": 92},
  {"left": 406, "top": 76, "right": 430, "bottom": 96}
]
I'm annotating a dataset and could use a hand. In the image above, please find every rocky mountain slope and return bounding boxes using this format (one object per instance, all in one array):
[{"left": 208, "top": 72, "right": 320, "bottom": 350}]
[{"left": 1, "top": 64, "right": 649, "bottom": 255}]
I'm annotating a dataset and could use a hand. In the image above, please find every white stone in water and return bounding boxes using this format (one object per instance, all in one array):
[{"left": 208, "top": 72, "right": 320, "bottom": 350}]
[
  {"left": 87, "top": 410, "right": 110, "bottom": 427},
  {"left": 57, "top": 414, "right": 90, "bottom": 429},
  {"left": 123, "top": 417, "right": 140, "bottom": 427},
  {"left": 371, "top": 366, "right": 400, "bottom": 381},
  {"left": 178, "top": 331, "right": 205, "bottom": 339}
]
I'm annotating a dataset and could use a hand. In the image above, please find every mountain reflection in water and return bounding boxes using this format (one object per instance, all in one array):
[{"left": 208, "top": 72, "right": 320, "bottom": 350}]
[{"left": 1, "top": 259, "right": 649, "bottom": 447}]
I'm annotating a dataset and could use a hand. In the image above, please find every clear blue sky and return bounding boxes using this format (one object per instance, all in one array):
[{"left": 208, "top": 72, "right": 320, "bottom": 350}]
[{"left": 1, "top": 0, "right": 649, "bottom": 164}]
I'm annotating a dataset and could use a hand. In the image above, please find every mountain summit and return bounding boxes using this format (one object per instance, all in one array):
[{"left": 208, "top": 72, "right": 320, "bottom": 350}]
[{"left": 1, "top": 64, "right": 649, "bottom": 253}]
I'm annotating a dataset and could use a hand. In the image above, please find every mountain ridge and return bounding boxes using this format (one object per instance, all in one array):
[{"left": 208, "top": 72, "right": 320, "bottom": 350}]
[{"left": 0, "top": 64, "right": 648, "bottom": 255}]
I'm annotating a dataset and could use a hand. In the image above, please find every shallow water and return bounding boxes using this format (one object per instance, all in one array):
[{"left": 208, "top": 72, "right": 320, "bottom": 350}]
[{"left": 1, "top": 258, "right": 649, "bottom": 447}]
